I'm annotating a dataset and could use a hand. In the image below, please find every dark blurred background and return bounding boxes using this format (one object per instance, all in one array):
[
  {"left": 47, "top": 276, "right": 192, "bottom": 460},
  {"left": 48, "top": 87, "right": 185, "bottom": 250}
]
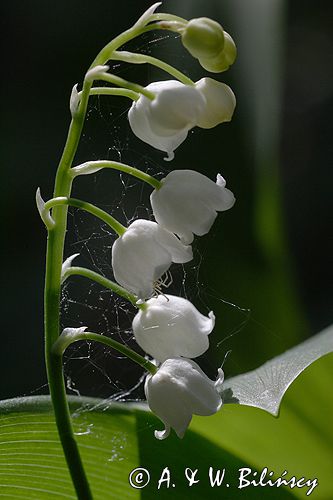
[{"left": 1, "top": 0, "right": 332, "bottom": 401}]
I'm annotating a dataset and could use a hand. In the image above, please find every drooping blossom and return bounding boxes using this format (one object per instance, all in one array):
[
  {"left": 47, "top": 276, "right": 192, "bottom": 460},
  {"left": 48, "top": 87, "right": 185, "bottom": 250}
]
[
  {"left": 150, "top": 169, "right": 235, "bottom": 244},
  {"left": 132, "top": 294, "right": 215, "bottom": 362},
  {"left": 111, "top": 219, "right": 192, "bottom": 299},
  {"left": 128, "top": 80, "right": 206, "bottom": 161},
  {"left": 128, "top": 78, "right": 235, "bottom": 160},
  {"left": 145, "top": 357, "right": 224, "bottom": 439}
]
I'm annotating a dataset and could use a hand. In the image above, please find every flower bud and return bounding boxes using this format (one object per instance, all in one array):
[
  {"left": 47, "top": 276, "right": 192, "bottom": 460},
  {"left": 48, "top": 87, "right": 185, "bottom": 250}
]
[
  {"left": 200, "top": 32, "right": 237, "bottom": 73},
  {"left": 132, "top": 294, "right": 215, "bottom": 362},
  {"left": 181, "top": 17, "right": 225, "bottom": 60},
  {"left": 145, "top": 358, "right": 224, "bottom": 439}
]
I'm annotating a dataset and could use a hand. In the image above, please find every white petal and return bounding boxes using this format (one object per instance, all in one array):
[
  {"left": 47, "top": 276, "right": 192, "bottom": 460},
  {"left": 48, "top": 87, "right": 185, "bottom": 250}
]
[
  {"left": 151, "top": 186, "right": 196, "bottom": 244},
  {"left": 195, "top": 77, "right": 236, "bottom": 129},
  {"left": 145, "top": 367, "right": 193, "bottom": 438},
  {"left": 147, "top": 81, "right": 206, "bottom": 132},
  {"left": 153, "top": 225, "right": 193, "bottom": 263},
  {"left": 151, "top": 190, "right": 205, "bottom": 240},
  {"left": 111, "top": 220, "right": 192, "bottom": 299},
  {"left": 164, "top": 358, "right": 222, "bottom": 415},
  {"left": 214, "top": 174, "right": 236, "bottom": 210},
  {"left": 128, "top": 100, "right": 189, "bottom": 159},
  {"left": 215, "top": 368, "right": 225, "bottom": 392},
  {"left": 132, "top": 294, "right": 213, "bottom": 362},
  {"left": 151, "top": 169, "right": 235, "bottom": 242},
  {"left": 128, "top": 80, "right": 206, "bottom": 159},
  {"left": 154, "top": 426, "right": 170, "bottom": 441},
  {"left": 183, "top": 360, "right": 223, "bottom": 415},
  {"left": 144, "top": 358, "right": 223, "bottom": 439},
  {"left": 216, "top": 173, "right": 226, "bottom": 188},
  {"left": 112, "top": 230, "right": 170, "bottom": 298}
]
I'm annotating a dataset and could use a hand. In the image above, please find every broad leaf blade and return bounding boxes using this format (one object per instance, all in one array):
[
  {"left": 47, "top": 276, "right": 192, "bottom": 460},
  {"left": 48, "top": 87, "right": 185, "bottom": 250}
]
[
  {"left": 222, "top": 324, "right": 333, "bottom": 415},
  {"left": 192, "top": 353, "right": 333, "bottom": 499},
  {"left": 0, "top": 396, "right": 295, "bottom": 499},
  {"left": 0, "top": 397, "right": 140, "bottom": 499}
]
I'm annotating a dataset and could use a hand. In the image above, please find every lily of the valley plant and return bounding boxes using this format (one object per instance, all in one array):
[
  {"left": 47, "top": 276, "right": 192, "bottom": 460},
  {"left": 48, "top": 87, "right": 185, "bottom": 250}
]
[{"left": 38, "top": 3, "right": 238, "bottom": 498}]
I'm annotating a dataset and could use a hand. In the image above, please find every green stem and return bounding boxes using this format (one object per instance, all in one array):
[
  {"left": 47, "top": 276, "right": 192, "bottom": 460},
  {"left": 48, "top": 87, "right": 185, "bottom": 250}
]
[
  {"left": 82, "top": 87, "right": 139, "bottom": 101},
  {"left": 99, "top": 72, "right": 155, "bottom": 99},
  {"left": 44, "top": 83, "right": 94, "bottom": 499},
  {"left": 112, "top": 51, "right": 194, "bottom": 86},
  {"left": 45, "top": 228, "right": 93, "bottom": 499},
  {"left": 89, "top": 12, "right": 189, "bottom": 69},
  {"left": 90, "top": 24, "right": 158, "bottom": 68},
  {"left": 47, "top": 351, "right": 93, "bottom": 498},
  {"left": 64, "top": 266, "right": 143, "bottom": 308},
  {"left": 70, "top": 160, "right": 162, "bottom": 190},
  {"left": 53, "top": 331, "right": 156, "bottom": 375},
  {"left": 45, "top": 197, "right": 126, "bottom": 236},
  {"left": 149, "top": 13, "right": 188, "bottom": 24},
  {"left": 43, "top": 14, "right": 171, "bottom": 500}
]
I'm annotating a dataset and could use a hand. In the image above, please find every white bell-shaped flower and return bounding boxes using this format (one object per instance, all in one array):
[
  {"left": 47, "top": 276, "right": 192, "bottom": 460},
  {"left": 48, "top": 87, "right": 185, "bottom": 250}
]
[
  {"left": 145, "top": 358, "right": 224, "bottom": 440},
  {"left": 195, "top": 77, "right": 236, "bottom": 128},
  {"left": 150, "top": 169, "right": 235, "bottom": 244},
  {"left": 128, "top": 80, "right": 206, "bottom": 160},
  {"left": 132, "top": 294, "right": 215, "bottom": 362},
  {"left": 111, "top": 219, "right": 192, "bottom": 299}
]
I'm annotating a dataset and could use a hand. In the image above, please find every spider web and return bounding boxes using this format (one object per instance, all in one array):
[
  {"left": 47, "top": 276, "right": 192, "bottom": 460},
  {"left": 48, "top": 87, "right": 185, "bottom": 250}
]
[{"left": 34, "top": 32, "right": 253, "bottom": 428}]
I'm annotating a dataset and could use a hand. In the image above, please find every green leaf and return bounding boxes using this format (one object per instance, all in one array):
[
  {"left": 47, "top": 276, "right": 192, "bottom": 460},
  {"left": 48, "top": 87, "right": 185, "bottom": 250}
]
[
  {"left": 0, "top": 397, "right": 140, "bottom": 499},
  {"left": 222, "top": 324, "right": 333, "bottom": 415},
  {"left": 192, "top": 352, "right": 333, "bottom": 499},
  {"left": 0, "top": 396, "right": 296, "bottom": 499},
  {"left": 0, "top": 327, "right": 332, "bottom": 498}
]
